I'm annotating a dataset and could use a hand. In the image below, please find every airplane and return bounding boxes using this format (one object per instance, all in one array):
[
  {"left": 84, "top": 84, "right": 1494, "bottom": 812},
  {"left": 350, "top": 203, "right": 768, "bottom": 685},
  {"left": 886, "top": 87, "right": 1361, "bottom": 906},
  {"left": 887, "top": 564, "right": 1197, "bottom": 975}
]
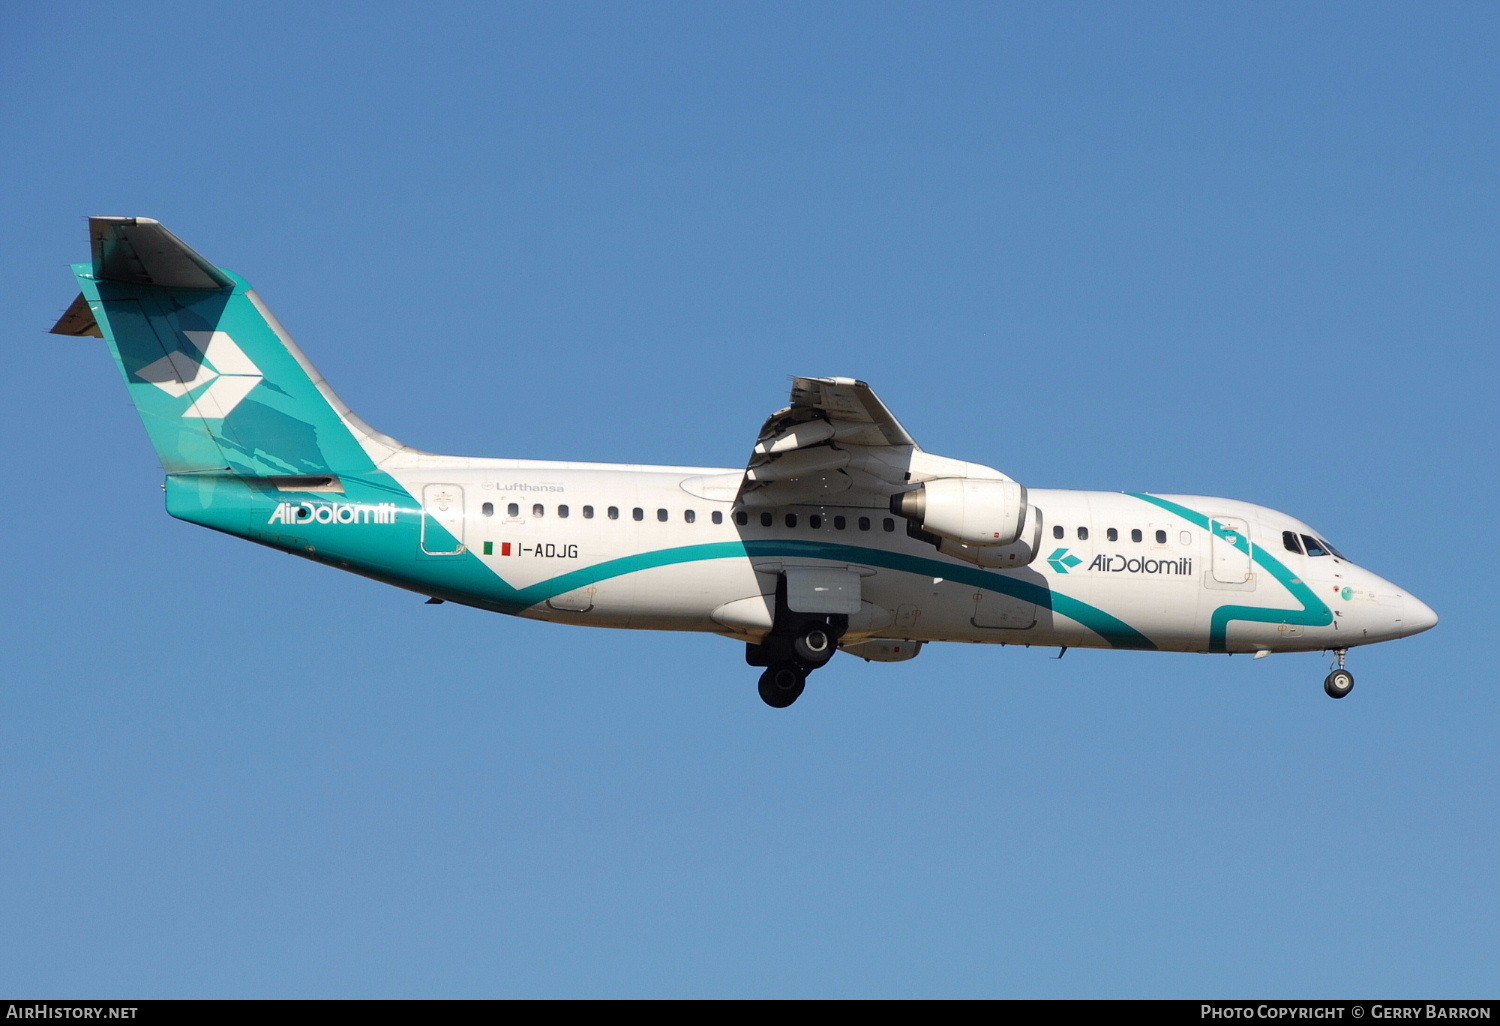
[{"left": 53, "top": 216, "right": 1438, "bottom": 708}]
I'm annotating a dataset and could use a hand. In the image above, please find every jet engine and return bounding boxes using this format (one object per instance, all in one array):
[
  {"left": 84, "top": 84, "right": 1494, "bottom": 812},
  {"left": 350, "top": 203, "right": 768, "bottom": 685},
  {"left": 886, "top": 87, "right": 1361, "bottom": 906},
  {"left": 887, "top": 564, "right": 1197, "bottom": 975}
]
[
  {"left": 892, "top": 478, "right": 1041, "bottom": 568},
  {"left": 892, "top": 478, "right": 1028, "bottom": 547}
]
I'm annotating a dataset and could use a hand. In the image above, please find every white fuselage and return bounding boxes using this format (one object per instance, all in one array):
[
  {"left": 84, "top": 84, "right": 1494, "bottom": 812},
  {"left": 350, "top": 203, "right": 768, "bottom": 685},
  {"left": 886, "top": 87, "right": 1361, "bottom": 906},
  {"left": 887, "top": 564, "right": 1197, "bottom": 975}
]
[{"left": 376, "top": 457, "right": 1432, "bottom": 657}]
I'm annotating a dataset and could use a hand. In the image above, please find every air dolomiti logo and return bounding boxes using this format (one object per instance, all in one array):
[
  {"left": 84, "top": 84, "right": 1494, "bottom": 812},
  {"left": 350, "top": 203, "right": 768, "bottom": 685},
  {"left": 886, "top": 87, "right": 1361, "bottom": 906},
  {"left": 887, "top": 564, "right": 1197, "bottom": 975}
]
[
  {"left": 1048, "top": 547, "right": 1194, "bottom": 576},
  {"left": 136, "top": 331, "right": 263, "bottom": 419},
  {"left": 1089, "top": 553, "right": 1194, "bottom": 575},
  {"left": 268, "top": 501, "right": 400, "bottom": 526}
]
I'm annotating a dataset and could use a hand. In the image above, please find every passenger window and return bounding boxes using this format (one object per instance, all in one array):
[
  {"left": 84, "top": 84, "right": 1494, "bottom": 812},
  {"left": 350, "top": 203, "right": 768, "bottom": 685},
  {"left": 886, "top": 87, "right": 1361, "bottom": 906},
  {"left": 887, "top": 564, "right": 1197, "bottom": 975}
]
[
  {"left": 508, "top": 502, "right": 520, "bottom": 517},
  {"left": 1180, "top": 531, "right": 1193, "bottom": 546},
  {"left": 632, "top": 508, "right": 644, "bottom": 522},
  {"left": 1107, "top": 528, "right": 1118, "bottom": 541},
  {"left": 1053, "top": 525, "right": 1065, "bottom": 540},
  {"left": 760, "top": 512, "right": 773, "bottom": 527},
  {"left": 858, "top": 517, "right": 871, "bottom": 531},
  {"left": 785, "top": 513, "right": 797, "bottom": 528},
  {"left": 533, "top": 503, "right": 545, "bottom": 518},
  {"left": 809, "top": 514, "right": 822, "bottom": 529},
  {"left": 482, "top": 502, "right": 494, "bottom": 517},
  {"left": 657, "top": 508, "right": 668, "bottom": 522},
  {"left": 834, "top": 516, "right": 846, "bottom": 530},
  {"left": 685, "top": 510, "right": 696, "bottom": 524},
  {"left": 1283, "top": 531, "right": 1303, "bottom": 554},
  {"left": 884, "top": 518, "right": 896, "bottom": 532},
  {"left": 1301, "top": 534, "right": 1329, "bottom": 557},
  {"left": 712, "top": 511, "right": 723, "bottom": 525},
  {"left": 1155, "top": 530, "right": 1167, "bottom": 544},
  {"left": 608, "top": 506, "right": 619, "bottom": 520},
  {"left": 735, "top": 511, "right": 748, "bottom": 526},
  {"left": 1131, "top": 529, "right": 1142, "bottom": 543},
  {"left": 558, "top": 505, "right": 569, "bottom": 518},
  {"left": 1077, "top": 527, "right": 1089, "bottom": 541}
]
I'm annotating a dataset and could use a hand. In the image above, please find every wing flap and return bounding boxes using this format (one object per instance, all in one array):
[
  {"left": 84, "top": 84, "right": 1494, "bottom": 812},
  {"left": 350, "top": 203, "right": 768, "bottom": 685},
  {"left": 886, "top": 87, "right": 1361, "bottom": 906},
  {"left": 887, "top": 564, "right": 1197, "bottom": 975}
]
[
  {"left": 785, "top": 377, "right": 916, "bottom": 448},
  {"left": 739, "top": 376, "right": 919, "bottom": 509}
]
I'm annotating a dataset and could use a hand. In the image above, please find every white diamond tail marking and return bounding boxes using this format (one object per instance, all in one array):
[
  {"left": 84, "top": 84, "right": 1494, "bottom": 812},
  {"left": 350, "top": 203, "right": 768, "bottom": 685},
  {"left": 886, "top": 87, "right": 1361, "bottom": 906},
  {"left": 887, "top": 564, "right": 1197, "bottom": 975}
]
[{"left": 138, "top": 331, "right": 264, "bottom": 419}]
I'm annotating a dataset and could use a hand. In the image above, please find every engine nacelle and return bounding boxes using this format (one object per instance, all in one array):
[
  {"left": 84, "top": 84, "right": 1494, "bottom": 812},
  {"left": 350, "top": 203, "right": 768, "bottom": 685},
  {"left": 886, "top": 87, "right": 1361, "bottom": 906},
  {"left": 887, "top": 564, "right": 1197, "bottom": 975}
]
[
  {"left": 893, "top": 478, "right": 1028, "bottom": 548},
  {"left": 935, "top": 501, "right": 1042, "bottom": 568}
]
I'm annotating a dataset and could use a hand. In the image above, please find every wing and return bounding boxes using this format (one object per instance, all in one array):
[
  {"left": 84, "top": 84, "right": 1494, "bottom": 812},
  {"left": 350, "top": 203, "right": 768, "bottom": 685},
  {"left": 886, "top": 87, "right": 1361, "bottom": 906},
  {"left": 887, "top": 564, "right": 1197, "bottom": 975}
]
[{"left": 737, "top": 376, "right": 921, "bottom": 509}]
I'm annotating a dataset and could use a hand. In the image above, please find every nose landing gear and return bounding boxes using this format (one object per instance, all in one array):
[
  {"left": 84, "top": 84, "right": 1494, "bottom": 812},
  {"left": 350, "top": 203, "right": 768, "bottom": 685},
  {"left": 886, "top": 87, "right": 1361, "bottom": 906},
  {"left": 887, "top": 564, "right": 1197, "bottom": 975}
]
[{"left": 1324, "top": 648, "right": 1354, "bottom": 699}]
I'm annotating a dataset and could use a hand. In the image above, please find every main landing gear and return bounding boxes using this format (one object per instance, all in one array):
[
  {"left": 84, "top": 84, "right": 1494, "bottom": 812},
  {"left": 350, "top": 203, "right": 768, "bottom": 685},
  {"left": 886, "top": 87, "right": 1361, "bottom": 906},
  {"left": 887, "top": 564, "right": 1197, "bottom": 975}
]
[
  {"left": 748, "top": 620, "right": 844, "bottom": 709},
  {"left": 1324, "top": 648, "right": 1354, "bottom": 699},
  {"left": 758, "top": 663, "right": 806, "bottom": 709}
]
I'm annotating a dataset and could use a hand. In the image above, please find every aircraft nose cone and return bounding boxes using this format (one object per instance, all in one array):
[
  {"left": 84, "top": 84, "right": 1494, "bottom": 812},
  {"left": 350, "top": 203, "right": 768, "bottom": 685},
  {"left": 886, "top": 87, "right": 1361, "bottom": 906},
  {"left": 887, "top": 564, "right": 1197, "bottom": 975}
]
[{"left": 1403, "top": 594, "right": 1439, "bottom": 637}]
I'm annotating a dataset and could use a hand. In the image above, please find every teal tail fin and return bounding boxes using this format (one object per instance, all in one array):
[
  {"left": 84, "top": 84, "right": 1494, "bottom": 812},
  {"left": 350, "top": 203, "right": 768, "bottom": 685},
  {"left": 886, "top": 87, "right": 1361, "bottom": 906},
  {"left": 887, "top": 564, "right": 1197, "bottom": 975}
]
[{"left": 53, "top": 216, "right": 403, "bottom": 479}]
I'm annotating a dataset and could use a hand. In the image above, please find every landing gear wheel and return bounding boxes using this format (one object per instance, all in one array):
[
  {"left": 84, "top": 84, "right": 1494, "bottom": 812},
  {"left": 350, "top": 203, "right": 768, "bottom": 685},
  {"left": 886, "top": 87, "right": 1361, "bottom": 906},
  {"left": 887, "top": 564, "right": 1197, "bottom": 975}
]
[
  {"left": 792, "top": 626, "right": 836, "bottom": 668},
  {"left": 758, "top": 664, "right": 806, "bottom": 708},
  {"left": 1324, "top": 669, "right": 1354, "bottom": 699}
]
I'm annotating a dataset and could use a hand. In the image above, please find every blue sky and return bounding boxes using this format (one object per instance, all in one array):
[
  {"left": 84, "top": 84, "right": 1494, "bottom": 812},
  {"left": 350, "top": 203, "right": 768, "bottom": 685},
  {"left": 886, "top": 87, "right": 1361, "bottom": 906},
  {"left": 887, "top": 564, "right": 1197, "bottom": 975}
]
[{"left": 3, "top": 1, "right": 1495, "bottom": 998}]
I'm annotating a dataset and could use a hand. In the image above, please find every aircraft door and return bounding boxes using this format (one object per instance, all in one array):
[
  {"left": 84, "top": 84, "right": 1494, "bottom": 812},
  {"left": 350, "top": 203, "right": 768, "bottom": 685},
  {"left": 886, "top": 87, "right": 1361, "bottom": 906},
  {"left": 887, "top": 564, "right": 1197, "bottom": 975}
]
[
  {"left": 1209, "top": 515, "right": 1253, "bottom": 586},
  {"left": 421, "top": 483, "right": 467, "bottom": 555}
]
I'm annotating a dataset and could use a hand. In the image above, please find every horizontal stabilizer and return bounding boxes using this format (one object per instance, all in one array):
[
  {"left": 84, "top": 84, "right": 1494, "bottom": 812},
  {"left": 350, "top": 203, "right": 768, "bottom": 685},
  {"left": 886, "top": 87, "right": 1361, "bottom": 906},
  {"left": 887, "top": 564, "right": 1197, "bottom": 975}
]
[{"left": 89, "top": 216, "right": 233, "bottom": 290}]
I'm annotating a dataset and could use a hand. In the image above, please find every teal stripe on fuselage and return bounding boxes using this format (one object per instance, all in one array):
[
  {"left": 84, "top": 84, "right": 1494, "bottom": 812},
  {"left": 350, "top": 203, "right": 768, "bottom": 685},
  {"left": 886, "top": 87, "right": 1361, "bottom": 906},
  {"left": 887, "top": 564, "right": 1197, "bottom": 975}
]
[
  {"left": 491, "top": 538, "right": 1153, "bottom": 650},
  {"left": 1128, "top": 493, "right": 1332, "bottom": 652},
  {"left": 170, "top": 472, "right": 1155, "bottom": 649}
]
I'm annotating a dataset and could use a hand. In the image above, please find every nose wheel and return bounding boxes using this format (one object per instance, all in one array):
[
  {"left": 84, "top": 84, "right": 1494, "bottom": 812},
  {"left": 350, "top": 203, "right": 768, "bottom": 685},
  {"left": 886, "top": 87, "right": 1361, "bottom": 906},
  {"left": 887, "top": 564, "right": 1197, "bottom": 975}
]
[{"left": 1324, "top": 649, "right": 1354, "bottom": 699}]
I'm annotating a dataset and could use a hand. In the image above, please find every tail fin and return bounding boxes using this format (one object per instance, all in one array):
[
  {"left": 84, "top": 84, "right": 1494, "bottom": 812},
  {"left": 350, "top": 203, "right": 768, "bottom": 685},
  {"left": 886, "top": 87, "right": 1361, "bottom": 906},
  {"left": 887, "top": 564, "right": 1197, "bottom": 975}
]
[{"left": 54, "top": 217, "right": 403, "bottom": 478}]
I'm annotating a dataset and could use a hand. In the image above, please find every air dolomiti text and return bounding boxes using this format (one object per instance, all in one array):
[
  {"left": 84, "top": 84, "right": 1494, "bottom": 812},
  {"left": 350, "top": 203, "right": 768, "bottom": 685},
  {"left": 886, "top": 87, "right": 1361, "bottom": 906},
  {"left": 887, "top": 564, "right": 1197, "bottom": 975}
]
[{"left": 267, "top": 501, "right": 400, "bottom": 525}]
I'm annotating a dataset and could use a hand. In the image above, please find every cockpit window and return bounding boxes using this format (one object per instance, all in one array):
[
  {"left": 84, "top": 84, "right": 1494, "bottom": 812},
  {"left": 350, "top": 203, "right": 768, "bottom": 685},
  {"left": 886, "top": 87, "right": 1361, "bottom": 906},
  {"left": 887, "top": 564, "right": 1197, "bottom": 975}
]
[
  {"left": 1301, "top": 534, "right": 1329, "bottom": 557},
  {"left": 1283, "top": 530, "right": 1304, "bottom": 555},
  {"left": 1319, "top": 538, "right": 1346, "bottom": 560}
]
